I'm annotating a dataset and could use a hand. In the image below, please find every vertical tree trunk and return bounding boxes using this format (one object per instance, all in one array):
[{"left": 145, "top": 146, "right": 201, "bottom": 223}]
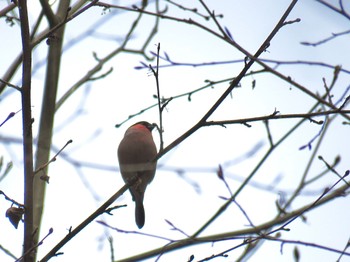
[
  {"left": 18, "top": 0, "right": 34, "bottom": 260},
  {"left": 33, "top": 1, "right": 70, "bottom": 259}
]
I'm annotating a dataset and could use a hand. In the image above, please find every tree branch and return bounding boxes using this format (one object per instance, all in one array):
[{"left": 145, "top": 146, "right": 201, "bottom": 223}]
[
  {"left": 17, "top": 0, "right": 34, "bottom": 260},
  {"left": 32, "top": 0, "right": 71, "bottom": 256}
]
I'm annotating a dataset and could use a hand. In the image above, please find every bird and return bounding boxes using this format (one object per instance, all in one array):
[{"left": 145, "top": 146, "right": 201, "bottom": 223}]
[{"left": 117, "top": 121, "right": 157, "bottom": 229}]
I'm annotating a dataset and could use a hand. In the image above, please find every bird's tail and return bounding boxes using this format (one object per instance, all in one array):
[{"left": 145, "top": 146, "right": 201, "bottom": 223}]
[{"left": 135, "top": 198, "right": 145, "bottom": 229}]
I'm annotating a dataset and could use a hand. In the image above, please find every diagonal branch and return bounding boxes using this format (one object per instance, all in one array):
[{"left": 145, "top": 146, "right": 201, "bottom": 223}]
[{"left": 39, "top": 0, "right": 57, "bottom": 26}]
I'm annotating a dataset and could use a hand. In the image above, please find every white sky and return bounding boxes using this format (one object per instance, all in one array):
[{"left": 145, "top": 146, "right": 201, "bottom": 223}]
[{"left": 1, "top": 0, "right": 350, "bottom": 261}]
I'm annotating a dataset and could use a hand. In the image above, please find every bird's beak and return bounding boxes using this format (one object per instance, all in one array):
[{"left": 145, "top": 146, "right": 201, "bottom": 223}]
[{"left": 151, "top": 123, "right": 158, "bottom": 131}]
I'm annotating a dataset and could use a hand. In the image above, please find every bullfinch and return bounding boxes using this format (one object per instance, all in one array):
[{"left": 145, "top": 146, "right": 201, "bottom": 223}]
[{"left": 117, "top": 121, "right": 157, "bottom": 228}]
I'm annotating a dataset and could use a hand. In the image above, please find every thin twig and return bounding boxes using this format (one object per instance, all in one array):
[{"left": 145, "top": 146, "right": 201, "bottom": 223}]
[
  {"left": 0, "top": 78, "right": 21, "bottom": 91},
  {"left": 0, "top": 109, "right": 21, "bottom": 128},
  {"left": 0, "top": 190, "right": 25, "bottom": 208},
  {"left": 318, "top": 155, "right": 350, "bottom": 186},
  {"left": 205, "top": 109, "right": 350, "bottom": 127},
  {"left": 149, "top": 43, "right": 165, "bottom": 151},
  {"left": 34, "top": 139, "right": 73, "bottom": 184},
  {"left": 337, "top": 236, "right": 350, "bottom": 261},
  {"left": 108, "top": 236, "right": 115, "bottom": 262},
  {"left": 34, "top": 139, "right": 73, "bottom": 175},
  {"left": 16, "top": 228, "right": 53, "bottom": 262}
]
